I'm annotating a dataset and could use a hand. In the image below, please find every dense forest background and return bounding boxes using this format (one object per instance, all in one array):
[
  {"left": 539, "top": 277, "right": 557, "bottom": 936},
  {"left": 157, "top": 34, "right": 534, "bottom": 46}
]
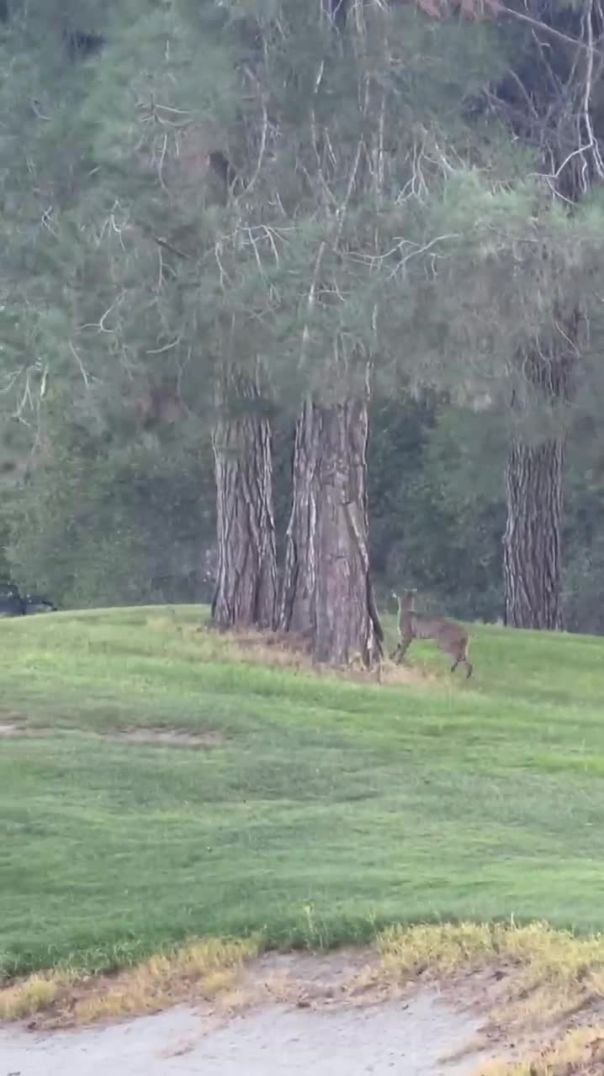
[{"left": 3, "top": 0, "right": 604, "bottom": 646}]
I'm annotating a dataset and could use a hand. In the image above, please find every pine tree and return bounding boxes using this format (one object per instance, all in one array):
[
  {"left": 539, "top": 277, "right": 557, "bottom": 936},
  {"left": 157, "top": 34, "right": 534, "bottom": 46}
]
[
  {"left": 1, "top": 0, "right": 280, "bottom": 626},
  {"left": 243, "top": 0, "right": 510, "bottom": 663},
  {"left": 418, "top": 0, "right": 604, "bottom": 627}
]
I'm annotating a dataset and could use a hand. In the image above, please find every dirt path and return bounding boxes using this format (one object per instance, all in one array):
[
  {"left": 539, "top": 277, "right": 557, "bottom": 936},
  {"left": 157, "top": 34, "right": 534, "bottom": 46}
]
[{"left": 0, "top": 991, "right": 485, "bottom": 1075}]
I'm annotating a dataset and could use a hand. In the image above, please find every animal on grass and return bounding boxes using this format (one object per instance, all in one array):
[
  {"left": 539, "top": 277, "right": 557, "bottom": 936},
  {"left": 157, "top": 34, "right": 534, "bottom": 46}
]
[{"left": 390, "top": 589, "right": 472, "bottom": 679}]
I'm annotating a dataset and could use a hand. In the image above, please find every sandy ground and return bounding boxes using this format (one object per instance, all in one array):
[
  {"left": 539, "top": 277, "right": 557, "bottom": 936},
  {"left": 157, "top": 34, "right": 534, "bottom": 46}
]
[{"left": 0, "top": 991, "right": 487, "bottom": 1075}]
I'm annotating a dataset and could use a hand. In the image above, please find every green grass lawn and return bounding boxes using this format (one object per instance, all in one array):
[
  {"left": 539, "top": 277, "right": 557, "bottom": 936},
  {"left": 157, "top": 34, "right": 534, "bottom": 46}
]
[{"left": 1, "top": 605, "right": 604, "bottom": 980}]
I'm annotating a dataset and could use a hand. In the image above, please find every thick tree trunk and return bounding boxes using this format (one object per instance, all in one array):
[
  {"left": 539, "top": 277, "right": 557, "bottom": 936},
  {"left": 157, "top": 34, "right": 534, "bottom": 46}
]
[
  {"left": 279, "top": 392, "right": 382, "bottom": 666},
  {"left": 278, "top": 397, "right": 319, "bottom": 639},
  {"left": 503, "top": 346, "right": 574, "bottom": 630},
  {"left": 211, "top": 371, "right": 277, "bottom": 630},
  {"left": 503, "top": 437, "right": 564, "bottom": 629}
]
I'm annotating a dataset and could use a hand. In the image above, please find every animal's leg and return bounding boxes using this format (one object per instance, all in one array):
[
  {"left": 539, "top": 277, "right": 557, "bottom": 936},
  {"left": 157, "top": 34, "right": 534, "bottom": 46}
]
[{"left": 392, "top": 637, "right": 412, "bottom": 665}]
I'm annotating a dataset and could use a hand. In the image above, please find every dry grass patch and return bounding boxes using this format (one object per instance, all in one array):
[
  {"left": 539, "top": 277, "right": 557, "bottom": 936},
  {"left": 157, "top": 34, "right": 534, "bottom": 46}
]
[
  {"left": 0, "top": 937, "right": 259, "bottom": 1027},
  {"left": 0, "top": 721, "right": 223, "bottom": 748},
  {"left": 378, "top": 921, "right": 498, "bottom": 977},
  {"left": 0, "top": 714, "right": 45, "bottom": 738},
  {"left": 173, "top": 621, "right": 438, "bottom": 687},
  {"left": 105, "top": 728, "right": 225, "bottom": 749},
  {"left": 219, "top": 626, "right": 438, "bottom": 686},
  {"left": 477, "top": 1026, "right": 604, "bottom": 1075},
  {"left": 0, "top": 716, "right": 57, "bottom": 739},
  {"left": 70, "top": 937, "right": 259, "bottom": 1025},
  {"left": 0, "top": 972, "right": 74, "bottom": 1019},
  {"left": 377, "top": 922, "right": 604, "bottom": 1075},
  {"left": 378, "top": 921, "right": 604, "bottom": 994},
  {"left": 0, "top": 722, "right": 23, "bottom": 737}
]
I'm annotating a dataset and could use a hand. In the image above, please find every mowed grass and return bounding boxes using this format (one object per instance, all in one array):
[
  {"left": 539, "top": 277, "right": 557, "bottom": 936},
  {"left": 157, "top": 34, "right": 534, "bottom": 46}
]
[{"left": 1, "top": 605, "right": 604, "bottom": 980}]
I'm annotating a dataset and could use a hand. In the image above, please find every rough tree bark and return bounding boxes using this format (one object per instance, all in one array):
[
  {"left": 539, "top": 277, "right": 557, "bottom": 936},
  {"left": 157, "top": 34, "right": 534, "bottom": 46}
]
[
  {"left": 279, "top": 389, "right": 383, "bottom": 666},
  {"left": 211, "top": 369, "right": 277, "bottom": 630},
  {"left": 503, "top": 346, "right": 575, "bottom": 630},
  {"left": 503, "top": 436, "right": 565, "bottom": 629}
]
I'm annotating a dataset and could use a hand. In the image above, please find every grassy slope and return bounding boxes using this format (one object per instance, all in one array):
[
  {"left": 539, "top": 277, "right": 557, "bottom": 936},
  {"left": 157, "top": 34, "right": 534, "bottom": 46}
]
[{"left": 1, "top": 606, "right": 604, "bottom": 979}]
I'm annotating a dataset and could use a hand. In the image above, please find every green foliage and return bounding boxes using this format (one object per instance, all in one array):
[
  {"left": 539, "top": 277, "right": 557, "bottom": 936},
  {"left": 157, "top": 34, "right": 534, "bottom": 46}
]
[
  {"left": 7, "top": 413, "right": 215, "bottom": 608},
  {"left": 368, "top": 395, "right": 505, "bottom": 621},
  {"left": 1, "top": 0, "right": 604, "bottom": 630},
  {"left": 562, "top": 411, "right": 604, "bottom": 635}
]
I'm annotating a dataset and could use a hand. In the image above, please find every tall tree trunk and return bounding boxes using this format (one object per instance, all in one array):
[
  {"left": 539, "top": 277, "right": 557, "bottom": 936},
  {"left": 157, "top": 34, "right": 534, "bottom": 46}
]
[
  {"left": 503, "top": 345, "right": 574, "bottom": 629},
  {"left": 503, "top": 437, "right": 565, "bottom": 629},
  {"left": 211, "top": 369, "right": 277, "bottom": 630},
  {"left": 278, "top": 396, "right": 318, "bottom": 639},
  {"left": 279, "top": 391, "right": 382, "bottom": 666}
]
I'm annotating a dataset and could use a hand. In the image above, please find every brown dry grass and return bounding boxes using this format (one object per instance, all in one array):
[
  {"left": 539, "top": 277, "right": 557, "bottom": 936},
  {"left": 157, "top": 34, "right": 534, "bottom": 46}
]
[
  {"left": 0, "top": 972, "right": 74, "bottom": 1019},
  {"left": 478, "top": 1027, "right": 604, "bottom": 1075},
  {"left": 378, "top": 920, "right": 604, "bottom": 996},
  {"left": 0, "top": 937, "right": 259, "bottom": 1026},
  {"left": 376, "top": 922, "right": 604, "bottom": 1075},
  {"left": 3, "top": 922, "right": 604, "bottom": 1073},
  {"left": 178, "top": 621, "right": 439, "bottom": 688},
  {"left": 0, "top": 722, "right": 23, "bottom": 737},
  {"left": 105, "top": 727, "right": 225, "bottom": 748}
]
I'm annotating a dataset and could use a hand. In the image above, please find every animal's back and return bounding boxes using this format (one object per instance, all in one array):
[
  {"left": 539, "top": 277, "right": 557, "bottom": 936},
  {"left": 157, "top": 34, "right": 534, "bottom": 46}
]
[{"left": 411, "top": 612, "right": 467, "bottom": 646}]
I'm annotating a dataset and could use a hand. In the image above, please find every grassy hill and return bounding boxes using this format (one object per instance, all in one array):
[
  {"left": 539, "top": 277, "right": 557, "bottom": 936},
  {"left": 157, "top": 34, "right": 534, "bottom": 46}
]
[{"left": 1, "top": 606, "right": 604, "bottom": 980}]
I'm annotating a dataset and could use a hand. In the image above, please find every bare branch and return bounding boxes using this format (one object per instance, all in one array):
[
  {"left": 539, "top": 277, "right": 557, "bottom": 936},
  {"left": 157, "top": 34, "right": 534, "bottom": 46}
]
[
  {"left": 69, "top": 341, "right": 91, "bottom": 388},
  {"left": 145, "top": 336, "right": 181, "bottom": 355},
  {"left": 581, "top": 0, "right": 604, "bottom": 183},
  {"left": 153, "top": 235, "right": 191, "bottom": 260},
  {"left": 157, "top": 132, "right": 169, "bottom": 191},
  {"left": 498, "top": 3, "right": 604, "bottom": 56},
  {"left": 243, "top": 79, "right": 269, "bottom": 196},
  {"left": 300, "top": 240, "right": 327, "bottom": 366}
]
